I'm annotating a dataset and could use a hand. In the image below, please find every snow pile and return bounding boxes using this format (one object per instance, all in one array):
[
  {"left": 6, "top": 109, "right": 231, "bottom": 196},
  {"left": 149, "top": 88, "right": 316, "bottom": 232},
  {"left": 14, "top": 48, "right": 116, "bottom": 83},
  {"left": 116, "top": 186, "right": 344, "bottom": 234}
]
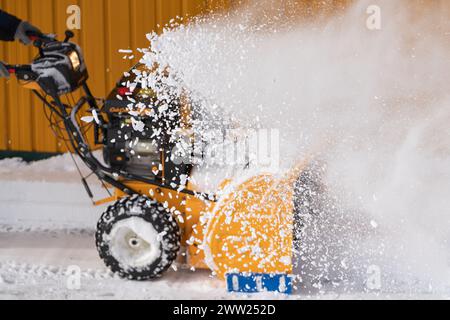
[
  {"left": 126, "top": 0, "right": 450, "bottom": 294},
  {"left": 0, "top": 154, "right": 106, "bottom": 229}
]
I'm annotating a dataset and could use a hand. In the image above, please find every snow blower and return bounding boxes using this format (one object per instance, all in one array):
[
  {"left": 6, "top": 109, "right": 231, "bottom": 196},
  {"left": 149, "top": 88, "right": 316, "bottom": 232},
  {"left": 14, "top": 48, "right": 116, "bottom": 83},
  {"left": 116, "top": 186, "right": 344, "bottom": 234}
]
[{"left": 4, "top": 30, "right": 320, "bottom": 293}]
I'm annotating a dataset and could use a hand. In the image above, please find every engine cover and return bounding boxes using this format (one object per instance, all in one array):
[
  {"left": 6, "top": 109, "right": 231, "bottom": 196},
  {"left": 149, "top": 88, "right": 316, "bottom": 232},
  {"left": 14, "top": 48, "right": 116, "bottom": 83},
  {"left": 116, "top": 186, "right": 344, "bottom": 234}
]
[{"left": 102, "top": 64, "right": 192, "bottom": 184}]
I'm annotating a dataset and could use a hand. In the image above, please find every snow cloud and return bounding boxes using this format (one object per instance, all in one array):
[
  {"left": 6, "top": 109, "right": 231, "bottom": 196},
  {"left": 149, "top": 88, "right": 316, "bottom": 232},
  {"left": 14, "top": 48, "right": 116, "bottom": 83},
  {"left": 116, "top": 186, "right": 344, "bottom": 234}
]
[{"left": 138, "top": 0, "right": 450, "bottom": 294}]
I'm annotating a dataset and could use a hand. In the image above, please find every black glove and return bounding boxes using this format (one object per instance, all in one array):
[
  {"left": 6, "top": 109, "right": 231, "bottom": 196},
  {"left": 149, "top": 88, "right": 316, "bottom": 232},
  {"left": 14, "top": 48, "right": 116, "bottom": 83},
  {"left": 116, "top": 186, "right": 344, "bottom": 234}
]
[
  {"left": 0, "top": 61, "right": 9, "bottom": 79},
  {"left": 14, "top": 21, "right": 41, "bottom": 45}
]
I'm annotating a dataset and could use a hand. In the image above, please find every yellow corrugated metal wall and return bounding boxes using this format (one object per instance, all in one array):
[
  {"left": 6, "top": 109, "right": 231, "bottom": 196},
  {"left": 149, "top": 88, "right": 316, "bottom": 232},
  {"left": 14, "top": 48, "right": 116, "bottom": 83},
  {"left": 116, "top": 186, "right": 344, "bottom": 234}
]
[
  {"left": 0, "top": 0, "right": 231, "bottom": 153},
  {"left": 1, "top": 0, "right": 447, "bottom": 153}
]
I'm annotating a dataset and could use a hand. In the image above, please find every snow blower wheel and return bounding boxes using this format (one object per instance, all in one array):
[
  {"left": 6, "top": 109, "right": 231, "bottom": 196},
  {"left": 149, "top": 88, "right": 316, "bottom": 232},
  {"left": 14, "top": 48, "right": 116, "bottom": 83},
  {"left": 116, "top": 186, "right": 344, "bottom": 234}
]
[{"left": 95, "top": 195, "right": 180, "bottom": 280}]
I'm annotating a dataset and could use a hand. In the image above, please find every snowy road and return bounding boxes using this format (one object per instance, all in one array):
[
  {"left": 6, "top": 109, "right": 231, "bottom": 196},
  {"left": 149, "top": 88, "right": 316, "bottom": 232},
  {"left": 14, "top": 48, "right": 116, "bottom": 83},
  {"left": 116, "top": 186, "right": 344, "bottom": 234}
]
[
  {"left": 1, "top": 229, "right": 448, "bottom": 300},
  {"left": 0, "top": 155, "right": 449, "bottom": 299},
  {"left": 0, "top": 155, "right": 230, "bottom": 299},
  {"left": 0, "top": 229, "right": 230, "bottom": 300}
]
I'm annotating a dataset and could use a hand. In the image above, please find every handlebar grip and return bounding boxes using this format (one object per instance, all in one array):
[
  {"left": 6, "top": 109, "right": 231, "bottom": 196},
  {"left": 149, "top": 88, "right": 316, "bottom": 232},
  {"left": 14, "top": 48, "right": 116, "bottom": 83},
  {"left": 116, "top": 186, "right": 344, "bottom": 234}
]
[
  {"left": 26, "top": 30, "right": 42, "bottom": 39},
  {"left": 26, "top": 31, "right": 56, "bottom": 44}
]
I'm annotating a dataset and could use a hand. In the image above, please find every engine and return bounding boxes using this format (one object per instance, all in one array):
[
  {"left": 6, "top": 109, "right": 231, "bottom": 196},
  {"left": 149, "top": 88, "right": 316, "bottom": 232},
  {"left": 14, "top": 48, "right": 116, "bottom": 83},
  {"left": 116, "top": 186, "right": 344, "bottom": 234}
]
[{"left": 102, "top": 64, "right": 192, "bottom": 185}]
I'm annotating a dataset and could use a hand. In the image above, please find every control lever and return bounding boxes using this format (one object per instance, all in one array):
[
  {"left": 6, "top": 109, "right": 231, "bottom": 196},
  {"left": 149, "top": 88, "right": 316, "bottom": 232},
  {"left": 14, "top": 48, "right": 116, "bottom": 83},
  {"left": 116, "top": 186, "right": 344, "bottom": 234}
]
[{"left": 64, "top": 30, "right": 75, "bottom": 43}]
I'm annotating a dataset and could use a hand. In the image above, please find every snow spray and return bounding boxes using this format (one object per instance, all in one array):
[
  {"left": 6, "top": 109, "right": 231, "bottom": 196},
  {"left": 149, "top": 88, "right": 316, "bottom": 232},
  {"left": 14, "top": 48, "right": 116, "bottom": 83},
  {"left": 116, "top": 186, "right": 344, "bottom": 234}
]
[{"left": 134, "top": 0, "right": 450, "bottom": 295}]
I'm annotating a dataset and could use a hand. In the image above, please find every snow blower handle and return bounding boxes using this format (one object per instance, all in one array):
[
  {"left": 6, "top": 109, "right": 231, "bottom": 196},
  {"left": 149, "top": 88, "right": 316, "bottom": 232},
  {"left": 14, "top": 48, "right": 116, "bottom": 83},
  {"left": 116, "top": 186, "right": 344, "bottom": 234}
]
[
  {"left": 3, "top": 63, "right": 37, "bottom": 82},
  {"left": 1, "top": 32, "right": 57, "bottom": 78},
  {"left": 26, "top": 30, "right": 56, "bottom": 47}
]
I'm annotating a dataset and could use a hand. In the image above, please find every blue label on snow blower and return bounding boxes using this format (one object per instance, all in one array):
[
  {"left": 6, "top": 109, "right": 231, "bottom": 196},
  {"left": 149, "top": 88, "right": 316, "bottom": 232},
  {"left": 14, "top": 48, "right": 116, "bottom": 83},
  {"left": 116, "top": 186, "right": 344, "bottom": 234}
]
[{"left": 226, "top": 273, "right": 293, "bottom": 294}]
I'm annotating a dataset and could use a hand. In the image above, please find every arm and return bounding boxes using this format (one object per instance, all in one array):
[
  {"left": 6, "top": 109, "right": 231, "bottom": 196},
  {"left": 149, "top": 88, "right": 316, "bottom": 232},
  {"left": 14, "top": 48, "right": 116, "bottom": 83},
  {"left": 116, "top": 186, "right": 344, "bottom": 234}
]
[
  {"left": 0, "top": 9, "right": 41, "bottom": 45},
  {"left": 0, "top": 10, "right": 23, "bottom": 79},
  {"left": 0, "top": 10, "right": 21, "bottom": 41},
  {"left": 0, "top": 10, "right": 44, "bottom": 79}
]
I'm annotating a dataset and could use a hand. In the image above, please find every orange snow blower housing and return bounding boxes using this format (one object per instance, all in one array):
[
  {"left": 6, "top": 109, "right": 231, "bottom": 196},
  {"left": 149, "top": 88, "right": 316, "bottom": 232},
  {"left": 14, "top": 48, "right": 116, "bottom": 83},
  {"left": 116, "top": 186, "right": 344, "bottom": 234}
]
[
  {"left": 5, "top": 30, "right": 313, "bottom": 282},
  {"left": 108, "top": 166, "right": 301, "bottom": 279}
]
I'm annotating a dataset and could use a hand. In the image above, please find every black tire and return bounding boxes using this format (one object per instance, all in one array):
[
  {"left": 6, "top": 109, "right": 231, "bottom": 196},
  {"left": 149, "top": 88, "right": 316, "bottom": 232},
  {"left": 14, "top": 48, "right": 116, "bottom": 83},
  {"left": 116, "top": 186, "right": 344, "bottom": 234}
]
[{"left": 95, "top": 195, "right": 180, "bottom": 280}]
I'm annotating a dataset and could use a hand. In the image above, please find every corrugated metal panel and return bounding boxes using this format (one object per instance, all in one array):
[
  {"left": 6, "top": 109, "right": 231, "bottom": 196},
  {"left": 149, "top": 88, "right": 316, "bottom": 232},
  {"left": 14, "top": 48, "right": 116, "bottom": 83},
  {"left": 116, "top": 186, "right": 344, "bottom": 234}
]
[
  {"left": 0, "top": 0, "right": 211, "bottom": 153},
  {"left": 0, "top": 0, "right": 346, "bottom": 153},
  {"left": 2, "top": 0, "right": 447, "bottom": 153}
]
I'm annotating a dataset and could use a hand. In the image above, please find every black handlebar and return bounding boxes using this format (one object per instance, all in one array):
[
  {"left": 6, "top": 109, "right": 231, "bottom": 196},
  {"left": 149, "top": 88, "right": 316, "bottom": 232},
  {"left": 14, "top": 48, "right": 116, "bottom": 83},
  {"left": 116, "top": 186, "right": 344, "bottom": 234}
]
[
  {"left": 25, "top": 30, "right": 57, "bottom": 47},
  {"left": 5, "top": 64, "right": 31, "bottom": 72},
  {"left": 26, "top": 30, "right": 74, "bottom": 46},
  {"left": 4, "top": 63, "right": 36, "bottom": 82}
]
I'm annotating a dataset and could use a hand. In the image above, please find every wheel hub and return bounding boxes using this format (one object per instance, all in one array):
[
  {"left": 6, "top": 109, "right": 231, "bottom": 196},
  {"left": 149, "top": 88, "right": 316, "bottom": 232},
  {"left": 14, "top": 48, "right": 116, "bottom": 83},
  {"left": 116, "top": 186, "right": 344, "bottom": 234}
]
[
  {"left": 108, "top": 217, "right": 162, "bottom": 268},
  {"left": 128, "top": 236, "right": 142, "bottom": 249}
]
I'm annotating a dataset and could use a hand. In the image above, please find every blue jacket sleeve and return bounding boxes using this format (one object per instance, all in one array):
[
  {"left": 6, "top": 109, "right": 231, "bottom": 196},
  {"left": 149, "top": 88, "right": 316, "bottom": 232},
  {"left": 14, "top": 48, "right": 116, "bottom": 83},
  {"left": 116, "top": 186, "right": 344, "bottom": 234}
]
[{"left": 0, "top": 10, "right": 21, "bottom": 41}]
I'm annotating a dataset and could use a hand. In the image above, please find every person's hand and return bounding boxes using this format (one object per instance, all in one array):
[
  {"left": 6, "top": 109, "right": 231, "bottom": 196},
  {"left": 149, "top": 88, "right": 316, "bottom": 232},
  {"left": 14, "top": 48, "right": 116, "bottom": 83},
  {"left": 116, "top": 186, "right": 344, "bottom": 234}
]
[
  {"left": 14, "top": 21, "right": 42, "bottom": 45},
  {"left": 0, "top": 62, "right": 10, "bottom": 79}
]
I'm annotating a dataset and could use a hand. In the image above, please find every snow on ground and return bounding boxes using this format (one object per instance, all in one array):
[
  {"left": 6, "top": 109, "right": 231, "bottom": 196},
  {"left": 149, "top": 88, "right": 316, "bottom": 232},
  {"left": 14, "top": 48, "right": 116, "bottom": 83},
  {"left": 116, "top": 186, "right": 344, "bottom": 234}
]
[
  {"left": 0, "top": 155, "right": 449, "bottom": 299},
  {"left": 0, "top": 154, "right": 104, "bottom": 229}
]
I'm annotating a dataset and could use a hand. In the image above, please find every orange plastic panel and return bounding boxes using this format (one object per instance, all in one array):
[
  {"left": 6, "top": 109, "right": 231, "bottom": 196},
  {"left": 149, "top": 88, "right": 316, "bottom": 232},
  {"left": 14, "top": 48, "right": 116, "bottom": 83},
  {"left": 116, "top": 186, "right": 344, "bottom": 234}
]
[{"left": 203, "top": 173, "right": 295, "bottom": 279}]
